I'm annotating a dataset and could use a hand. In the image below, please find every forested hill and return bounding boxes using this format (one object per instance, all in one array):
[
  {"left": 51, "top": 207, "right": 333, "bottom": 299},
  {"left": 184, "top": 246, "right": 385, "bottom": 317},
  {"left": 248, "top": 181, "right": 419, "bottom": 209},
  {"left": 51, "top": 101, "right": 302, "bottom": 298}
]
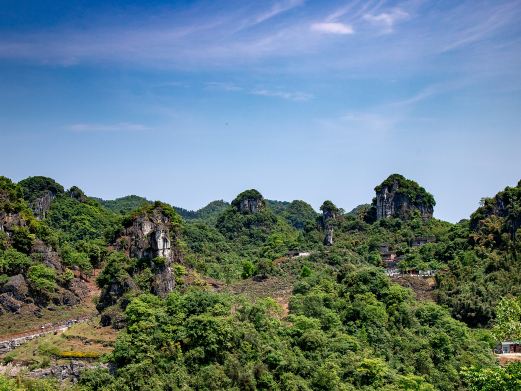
[{"left": 0, "top": 174, "right": 520, "bottom": 390}]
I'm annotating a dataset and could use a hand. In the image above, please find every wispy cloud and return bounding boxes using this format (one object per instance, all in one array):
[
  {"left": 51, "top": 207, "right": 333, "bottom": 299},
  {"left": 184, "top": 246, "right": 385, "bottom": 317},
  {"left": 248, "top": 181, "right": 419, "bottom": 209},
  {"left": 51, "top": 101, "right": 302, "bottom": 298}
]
[
  {"left": 205, "top": 82, "right": 243, "bottom": 92},
  {"left": 0, "top": 0, "right": 519, "bottom": 76},
  {"left": 310, "top": 22, "right": 354, "bottom": 35},
  {"left": 250, "top": 88, "right": 313, "bottom": 101},
  {"left": 441, "top": 1, "right": 521, "bottom": 52},
  {"left": 317, "top": 80, "right": 465, "bottom": 136},
  {"left": 68, "top": 123, "right": 150, "bottom": 133},
  {"left": 254, "top": 0, "right": 305, "bottom": 25},
  {"left": 363, "top": 9, "right": 409, "bottom": 33},
  {"left": 206, "top": 81, "right": 313, "bottom": 101}
]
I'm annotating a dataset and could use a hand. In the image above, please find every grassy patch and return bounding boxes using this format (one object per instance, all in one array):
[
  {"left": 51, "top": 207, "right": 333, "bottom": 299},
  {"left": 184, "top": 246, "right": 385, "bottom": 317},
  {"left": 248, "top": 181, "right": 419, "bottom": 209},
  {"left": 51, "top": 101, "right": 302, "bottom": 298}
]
[
  {"left": 0, "top": 302, "right": 96, "bottom": 337},
  {"left": 1, "top": 317, "right": 116, "bottom": 366}
]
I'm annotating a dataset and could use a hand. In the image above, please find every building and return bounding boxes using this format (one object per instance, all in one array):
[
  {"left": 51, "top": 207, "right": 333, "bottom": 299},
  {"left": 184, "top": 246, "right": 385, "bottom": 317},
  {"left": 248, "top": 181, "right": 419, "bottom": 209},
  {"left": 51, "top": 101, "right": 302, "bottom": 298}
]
[
  {"left": 500, "top": 341, "right": 521, "bottom": 354},
  {"left": 410, "top": 236, "right": 436, "bottom": 247},
  {"left": 287, "top": 251, "right": 311, "bottom": 258}
]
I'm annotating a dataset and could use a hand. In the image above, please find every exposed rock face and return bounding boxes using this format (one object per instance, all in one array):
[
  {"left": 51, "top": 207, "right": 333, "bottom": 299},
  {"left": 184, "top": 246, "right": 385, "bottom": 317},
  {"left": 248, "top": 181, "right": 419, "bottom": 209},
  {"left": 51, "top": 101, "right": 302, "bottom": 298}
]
[
  {"left": 2, "top": 274, "right": 28, "bottom": 300},
  {"left": 0, "top": 212, "right": 26, "bottom": 233},
  {"left": 115, "top": 204, "right": 182, "bottom": 297},
  {"left": 67, "top": 186, "right": 89, "bottom": 203},
  {"left": 320, "top": 201, "right": 338, "bottom": 246},
  {"left": 374, "top": 174, "right": 434, "bottom": 221},
  {"left": 470, "top": 180, "right": 521, "bottom": 236},
  {"left": 0, "top": 177, "right": 91, "bottom": 315},
  {"left": 122, "top": 212, "right": 172, "bottom": 260},
  {"left": 18, "top": 176, "right": 64, "bottom": 220},
  {"left": 98, "top": 276, "right": 138, "bottom": 310},
  {"left": 31, "top": 240, "right": 64, "bottom": 272},
  {"left": 68, "top": 278, "right": 90, "bottom": 300},
  {"left": 232, "top": 189, "right": 265, "bottom": 214},
  {"left": 324, "top": 226, "right": 334, "bottom": 246},
  {"left": 238, "top": 198, "right": 264, "bottom": 214},
  {"left": 0, "top": 293, "right": 23, "bottom": 313},
  {"left": 26, "top": 361, "right": 110, "bottom": 382},
  {"left": 30, "top": 191, "right": 56, "bottom": 220}
]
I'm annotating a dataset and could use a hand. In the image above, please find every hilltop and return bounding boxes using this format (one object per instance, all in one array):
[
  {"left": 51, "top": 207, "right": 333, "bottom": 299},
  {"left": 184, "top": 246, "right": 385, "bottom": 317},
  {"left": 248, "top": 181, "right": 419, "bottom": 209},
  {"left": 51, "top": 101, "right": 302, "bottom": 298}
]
[{"left": 0, "top": 173, "right": 519, "bottom": 390}]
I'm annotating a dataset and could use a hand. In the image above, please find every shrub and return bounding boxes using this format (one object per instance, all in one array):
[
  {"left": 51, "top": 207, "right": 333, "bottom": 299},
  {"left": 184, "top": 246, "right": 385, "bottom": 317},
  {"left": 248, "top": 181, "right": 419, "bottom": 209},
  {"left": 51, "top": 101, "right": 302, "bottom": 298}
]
[{"left": 27, "top": 264, "right": 57, "bottom": 291}]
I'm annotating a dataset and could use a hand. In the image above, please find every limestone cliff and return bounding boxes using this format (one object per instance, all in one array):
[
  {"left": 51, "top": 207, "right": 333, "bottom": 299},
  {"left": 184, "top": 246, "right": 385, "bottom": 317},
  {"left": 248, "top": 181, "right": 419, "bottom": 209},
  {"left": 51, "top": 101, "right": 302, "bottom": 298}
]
[
  {"left": 231, "top": 189, "right": 265, "bottom": 214},
  {"left": 114, "top": 202, "right": 183, "bottom": 297},
  {"left": 18, "top": 176, "right": 64, "bottom": 220},
  {"left": 320, "top": 200, "right": 338, "bottom": 246},
  {"left": 374, "top": 174, "right": 435, "bottom": 221}
]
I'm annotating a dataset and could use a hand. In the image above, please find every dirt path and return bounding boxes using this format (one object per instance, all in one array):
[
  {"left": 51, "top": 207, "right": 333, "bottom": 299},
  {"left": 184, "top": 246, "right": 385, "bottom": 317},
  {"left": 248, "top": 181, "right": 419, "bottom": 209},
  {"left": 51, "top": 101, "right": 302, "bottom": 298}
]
[{"left": 0, "top": 315, "right": 91, "bottom": 344}]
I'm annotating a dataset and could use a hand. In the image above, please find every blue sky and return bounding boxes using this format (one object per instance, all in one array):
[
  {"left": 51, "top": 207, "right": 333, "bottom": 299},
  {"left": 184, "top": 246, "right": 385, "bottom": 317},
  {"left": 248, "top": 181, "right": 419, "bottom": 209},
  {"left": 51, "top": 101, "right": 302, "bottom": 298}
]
[{"left": 1, "top": 0, "right": 520, "bottom": 222}]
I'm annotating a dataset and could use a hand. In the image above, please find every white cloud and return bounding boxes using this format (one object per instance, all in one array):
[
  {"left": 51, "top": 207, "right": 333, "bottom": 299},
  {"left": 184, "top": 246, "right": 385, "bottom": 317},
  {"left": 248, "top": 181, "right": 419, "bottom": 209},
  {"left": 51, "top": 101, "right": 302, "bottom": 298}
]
[
  {"left": 68, "top": 122, "right": 150, "bottom": 133},
  {"left": 250, "top": 88, "right": 313, "bottom": 101},
  {"left": 363, "top": 9, "right": 409, "bottom": 33},
  {"left": 310, "top": 22, "right": 354, "bottom": 35},
  {"left": 204, "top": 81, "right": 312, "bottom": 101},
  {"left": 205, "top": 82, "right": 243, "bottom": 91}
]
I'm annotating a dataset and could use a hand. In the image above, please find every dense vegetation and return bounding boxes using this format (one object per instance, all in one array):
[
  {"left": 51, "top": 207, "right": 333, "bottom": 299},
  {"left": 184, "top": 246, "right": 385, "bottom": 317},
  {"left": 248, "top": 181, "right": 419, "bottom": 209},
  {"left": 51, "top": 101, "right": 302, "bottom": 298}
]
[
  {"left": 96, "top": 195, "right": 151, "bottom": 215},
  {"left": 1, "top": 174, "right": 521, "bottom": 390},
  {"left": 437, "top": 181, "right": 521, "bottom": 326},
  {"left": 79, "top": 270, "right": 494, "bottom": 391},
  {"left": 0, "top": 177, "right": 78, "bottom": 307}
]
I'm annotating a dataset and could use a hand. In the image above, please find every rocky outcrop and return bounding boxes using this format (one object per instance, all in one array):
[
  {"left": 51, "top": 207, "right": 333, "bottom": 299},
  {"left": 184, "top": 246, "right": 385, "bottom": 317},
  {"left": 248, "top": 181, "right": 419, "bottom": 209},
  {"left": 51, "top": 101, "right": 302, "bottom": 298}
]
[
  {"left": 29, "top": 191, "right": 55, "bottom": 220},
  {"left": 374, "top": 174, "right": 435, "bottom": 221},
  {"left": 0, "top": 177, "right": 92, "bottom": 315},
  {"left": 324, "top": 226, "right": 334, "bottom": 246},
  {"left": 0, "top": 212, "right": 26, "bottom": 233},
  {"left": 31, "top": 240, "right": 64, "bottom": 272},
  {"left": 470, "top": 180, "right": 521, "bottom": 236},
  {"left": 238, "top": 198, "right": 263, "bottom": 214},
  {"left": 18, "top": 176, "right": 65, "bottom": 220},
  {"left": 68, "top": 278, "right": 90, "bottom": 300},
  {"left": 2, "top": 274, "right": 29, "bottom": 300},
  {"left": 320, "top": 201, "right": 339, "bottom": 246},
  {"left": 29, "top": 361, "right": 94, "bottom": 382},
  {"left": 232, "top": 189, "right": 265, "bottom": 214},
  {"left": 0, "top": 294, "right": 23, "bottom": 313},
  {"left": 98, "top": 276, "right": 138, "bottom": 310},
  {"left": 0, "top": 359, "right": 106, "bottom": 383},
  {"left": 114, "top": 203, "right": 182, "bottom": 297},
  {"left": 67, "top": 186, "right": 89, "bottom": 203}
]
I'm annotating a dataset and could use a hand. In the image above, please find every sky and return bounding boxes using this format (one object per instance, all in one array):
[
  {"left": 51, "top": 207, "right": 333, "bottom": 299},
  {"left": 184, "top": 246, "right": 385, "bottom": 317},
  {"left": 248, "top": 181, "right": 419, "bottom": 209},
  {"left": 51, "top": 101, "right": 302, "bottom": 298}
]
[{"left": 0, "top": 0, "right": 520, "bottom": 222}]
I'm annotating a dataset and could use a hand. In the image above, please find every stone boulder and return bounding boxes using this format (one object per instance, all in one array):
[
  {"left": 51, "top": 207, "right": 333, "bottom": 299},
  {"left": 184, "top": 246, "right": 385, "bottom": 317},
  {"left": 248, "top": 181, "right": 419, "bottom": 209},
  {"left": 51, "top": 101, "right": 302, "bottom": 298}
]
[
  {"left": 2, "top": 274, "right": 28, "bottom": 300},
  {"left": 30, "top": 361, "right": 108, "bottom": 382},
  {"left": 68, "top": 278, "right": 90, "bottom": 300},
  {"left": 0, "top": 293, "right": 23, "bottom": 313},
  {"left": 97, "top": 276, "right": 138, "bottom": 311}
]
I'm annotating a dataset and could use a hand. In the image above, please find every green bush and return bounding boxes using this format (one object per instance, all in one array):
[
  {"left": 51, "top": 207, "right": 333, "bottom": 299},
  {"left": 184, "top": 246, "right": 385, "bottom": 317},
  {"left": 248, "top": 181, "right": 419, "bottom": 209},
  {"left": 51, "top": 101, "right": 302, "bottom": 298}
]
[
  {"left": 0, "top": 248, "right": 32, "bottom": 275},
  {"left": 27, "top": 264, "right": 57, "bottom": 291}
]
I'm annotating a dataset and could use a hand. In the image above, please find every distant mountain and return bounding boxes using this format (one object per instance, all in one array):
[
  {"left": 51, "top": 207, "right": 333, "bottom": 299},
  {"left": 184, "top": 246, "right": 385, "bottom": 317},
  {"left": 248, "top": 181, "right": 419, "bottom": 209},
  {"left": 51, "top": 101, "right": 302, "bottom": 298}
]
[
  {"left": 175, "top": 200, "right": 229, "bottom": 223},
  {"left": 96, "top": 195, "right": 152, "bottom": 214}
]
